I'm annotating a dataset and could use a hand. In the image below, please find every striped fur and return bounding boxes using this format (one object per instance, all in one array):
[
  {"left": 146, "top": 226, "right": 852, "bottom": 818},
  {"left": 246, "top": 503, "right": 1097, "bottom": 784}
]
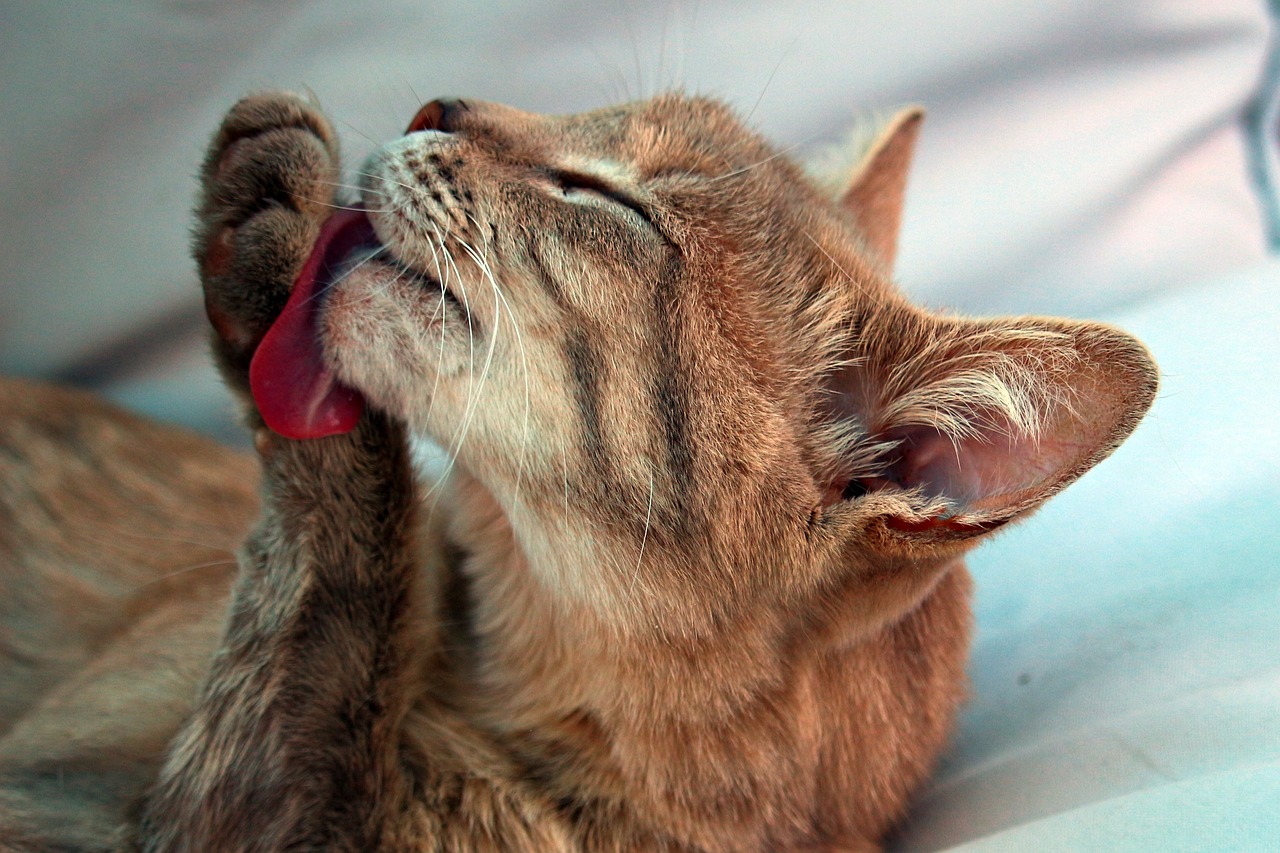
[{"left": 0, "top": 92, "right": 1156, "bottom": 851}]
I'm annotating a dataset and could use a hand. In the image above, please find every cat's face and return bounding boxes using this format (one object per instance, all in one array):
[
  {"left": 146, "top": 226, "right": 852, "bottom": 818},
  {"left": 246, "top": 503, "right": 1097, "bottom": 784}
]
[
  {"left": 317, "top": 96, "right": 856, "bottom": 606},
  {"left": 313, "top": 93, "right": 1156, "bottom": 626},
  {"left": 333, "top": 97, "right": 724, "bottom": 471}
]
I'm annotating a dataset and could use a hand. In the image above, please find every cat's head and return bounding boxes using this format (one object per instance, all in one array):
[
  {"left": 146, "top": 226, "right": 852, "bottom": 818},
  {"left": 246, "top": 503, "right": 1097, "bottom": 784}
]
[{"left": 311, "top": 94, "right": 1156, "bottom": 629}]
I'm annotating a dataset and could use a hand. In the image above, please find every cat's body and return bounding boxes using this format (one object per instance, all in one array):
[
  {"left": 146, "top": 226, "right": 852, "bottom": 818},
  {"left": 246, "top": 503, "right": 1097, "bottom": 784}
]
[{"left": 0, "top": 92, "right": 1156, "bottom": 852}]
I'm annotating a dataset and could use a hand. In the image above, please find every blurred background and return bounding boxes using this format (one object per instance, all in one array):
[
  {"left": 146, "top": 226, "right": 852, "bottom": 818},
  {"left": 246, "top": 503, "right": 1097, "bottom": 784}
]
[{"left": 2, "top": 2, "right": 1278, "bottom": 850}]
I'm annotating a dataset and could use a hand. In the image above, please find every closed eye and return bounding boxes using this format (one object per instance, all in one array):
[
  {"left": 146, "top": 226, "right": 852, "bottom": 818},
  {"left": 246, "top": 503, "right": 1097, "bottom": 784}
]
[{"left": 550, "top": 169, "right": 655, "bottom": 227}]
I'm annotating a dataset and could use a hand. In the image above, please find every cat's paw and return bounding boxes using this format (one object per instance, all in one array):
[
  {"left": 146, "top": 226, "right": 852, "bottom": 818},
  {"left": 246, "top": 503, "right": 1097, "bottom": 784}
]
[{"left": 195, "top": 92, "right": 341, "bottom": 391}]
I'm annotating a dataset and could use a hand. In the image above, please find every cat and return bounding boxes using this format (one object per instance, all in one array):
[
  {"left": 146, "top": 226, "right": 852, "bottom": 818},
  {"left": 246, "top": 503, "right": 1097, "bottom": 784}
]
[{"left": 0, "top": 91, "right": 1157, "bottom": 852}]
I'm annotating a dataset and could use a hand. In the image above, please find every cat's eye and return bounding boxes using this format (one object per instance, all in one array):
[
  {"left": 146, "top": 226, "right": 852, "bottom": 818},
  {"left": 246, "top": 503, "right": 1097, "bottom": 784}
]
[{"left": 550, "top": 169, "right": 654, "bottom": 227}]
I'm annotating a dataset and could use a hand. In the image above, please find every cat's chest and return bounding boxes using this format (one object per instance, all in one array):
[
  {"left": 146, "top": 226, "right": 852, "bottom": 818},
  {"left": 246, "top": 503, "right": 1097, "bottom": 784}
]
[{"left": 440, "top": 565, "right": 971, "bottom": 848}]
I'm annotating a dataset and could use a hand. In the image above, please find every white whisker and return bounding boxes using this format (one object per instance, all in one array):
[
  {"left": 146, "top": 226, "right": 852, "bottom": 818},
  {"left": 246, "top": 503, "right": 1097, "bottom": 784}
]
[
  {"left": 741, "top": 35, "right": 797, "bottom": 128},
  {"left": 707, "top": 135, "right": 818, "bottom": 184},
  {"left": 804, "top": 232, "right": 872, "bottom": 299},
  {"left": 422, "top": 221, "right": 499, "bottom": 513},
  {"left": 457, "top": 216, "right": 533, "bottom": 513},
  {"left": 131, "top": 558, "right": 238, "bottom": 592}
]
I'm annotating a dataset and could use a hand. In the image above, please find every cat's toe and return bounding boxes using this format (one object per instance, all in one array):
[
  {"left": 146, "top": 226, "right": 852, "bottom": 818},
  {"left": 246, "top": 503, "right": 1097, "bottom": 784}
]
[
  {"left": 196, "top": 93, "right": 342, "bottom": 386},
  {"left": 201, "top": 93, "right": 340, "bottom": 231}
]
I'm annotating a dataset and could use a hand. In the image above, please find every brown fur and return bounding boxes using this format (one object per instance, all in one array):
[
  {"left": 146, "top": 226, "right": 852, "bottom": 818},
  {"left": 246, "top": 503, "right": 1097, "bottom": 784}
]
[{"left": 0, "top": 92, "right": 1157, "bottom": 851}]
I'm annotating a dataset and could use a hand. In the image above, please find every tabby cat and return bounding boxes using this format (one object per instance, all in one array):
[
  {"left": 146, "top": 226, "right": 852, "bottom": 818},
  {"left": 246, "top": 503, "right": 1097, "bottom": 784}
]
[{"left": 0, "top": 91, "right": 1156, "bottom": 851}]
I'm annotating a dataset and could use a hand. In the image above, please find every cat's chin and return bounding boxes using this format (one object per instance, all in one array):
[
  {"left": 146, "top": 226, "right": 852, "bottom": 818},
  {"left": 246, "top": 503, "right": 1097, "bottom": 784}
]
[{"left": 249, "top": 209, "right": 375, "bottom": 439}]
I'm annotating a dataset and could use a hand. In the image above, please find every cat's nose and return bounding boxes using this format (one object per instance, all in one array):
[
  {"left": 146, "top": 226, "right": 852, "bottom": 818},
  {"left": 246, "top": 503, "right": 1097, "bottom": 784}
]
[{"left": 406, "top": 98, "right": 468, "bottom": 134}]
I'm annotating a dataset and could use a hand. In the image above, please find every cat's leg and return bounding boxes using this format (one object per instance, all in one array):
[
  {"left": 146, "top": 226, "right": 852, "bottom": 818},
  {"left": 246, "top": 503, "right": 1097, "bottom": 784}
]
[
  {"left": 141, "top": 414, "right": 424, "bottom": 851},
  {"left": 139, "top": 94, "right": 576, "bottom": 852},
  {"left": 138, "top": 94, "right": 429, "bottom": 851}
]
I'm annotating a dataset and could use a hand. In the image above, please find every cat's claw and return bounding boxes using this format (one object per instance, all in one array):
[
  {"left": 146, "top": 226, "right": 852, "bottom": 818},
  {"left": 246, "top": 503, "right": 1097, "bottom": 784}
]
[{"left": 195, "top": 92, "right": 341, "bottom": 392}]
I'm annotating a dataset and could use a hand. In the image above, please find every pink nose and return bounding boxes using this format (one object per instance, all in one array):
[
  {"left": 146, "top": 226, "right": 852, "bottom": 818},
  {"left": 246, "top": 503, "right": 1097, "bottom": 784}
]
[
  {"left": 407, "top": 100, "right": 444, "bottom": 133},
  {"left": 407, "top": 99, "right": 467, "bottom": 134}
]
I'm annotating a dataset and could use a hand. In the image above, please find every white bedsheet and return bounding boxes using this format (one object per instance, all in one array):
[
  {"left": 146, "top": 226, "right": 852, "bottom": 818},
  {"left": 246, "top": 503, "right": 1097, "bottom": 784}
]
[{"left": 2, "top": 2, "right": 1276, "bottom": 849}]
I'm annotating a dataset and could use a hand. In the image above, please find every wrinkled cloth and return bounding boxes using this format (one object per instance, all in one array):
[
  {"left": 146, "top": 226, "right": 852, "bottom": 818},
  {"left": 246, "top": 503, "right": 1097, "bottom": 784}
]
[{"left": 2, "top": 2, "right": 1277, "bottom": 850}]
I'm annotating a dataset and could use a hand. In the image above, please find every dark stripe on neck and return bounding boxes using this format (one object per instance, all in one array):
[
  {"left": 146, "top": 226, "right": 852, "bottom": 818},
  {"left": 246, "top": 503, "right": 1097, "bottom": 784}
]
[
  {"left": 650, "top": 260, "right": 696, "bottom": 539},
  {"left": 527, "top": 242, "right": 566, "bottom": 308},
  {"left": 565, "top": 326, "right": 610, "bottom": 486}
]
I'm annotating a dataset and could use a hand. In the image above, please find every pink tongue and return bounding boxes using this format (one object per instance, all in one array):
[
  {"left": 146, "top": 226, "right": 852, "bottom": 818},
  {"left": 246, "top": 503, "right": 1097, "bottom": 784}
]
[{"left": 249, "top": 210, "right": 372, "bottom": 439}]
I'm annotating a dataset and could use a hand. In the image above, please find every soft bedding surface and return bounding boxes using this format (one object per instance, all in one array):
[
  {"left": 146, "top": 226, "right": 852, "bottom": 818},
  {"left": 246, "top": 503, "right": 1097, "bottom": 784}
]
[{"left": 2, "top": 2, "right": 1277, "bottom": 850}]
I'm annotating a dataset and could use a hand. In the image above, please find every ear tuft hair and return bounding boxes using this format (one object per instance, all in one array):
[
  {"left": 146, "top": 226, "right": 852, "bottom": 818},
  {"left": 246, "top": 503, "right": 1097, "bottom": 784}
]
[
  {"left": 806, "top": 107, "right": 924, "bottom": 271},
  {"left": 820, "top": 309, "right": 1157, "bottom": 540}
]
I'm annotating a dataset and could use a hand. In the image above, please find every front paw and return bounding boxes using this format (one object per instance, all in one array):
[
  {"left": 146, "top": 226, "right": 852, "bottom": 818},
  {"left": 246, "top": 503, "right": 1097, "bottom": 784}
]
[{"left": 195, "top": 92, "right": 341, "bottom": 391}]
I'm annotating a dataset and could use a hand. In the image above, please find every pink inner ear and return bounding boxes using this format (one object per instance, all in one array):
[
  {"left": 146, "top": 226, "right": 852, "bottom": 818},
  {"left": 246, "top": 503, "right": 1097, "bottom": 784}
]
[
  {"left": 248, "top": 210, "right": 371, "bottom": 439},
  {"left": 884, "top": 421, "right": 1070, "bottom": 512}
]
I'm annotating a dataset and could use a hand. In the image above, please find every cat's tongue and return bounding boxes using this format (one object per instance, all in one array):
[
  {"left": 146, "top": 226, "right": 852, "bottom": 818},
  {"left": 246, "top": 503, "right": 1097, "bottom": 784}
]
[{"left": 249, "top": 209, "right": 374, "bottom": 439}]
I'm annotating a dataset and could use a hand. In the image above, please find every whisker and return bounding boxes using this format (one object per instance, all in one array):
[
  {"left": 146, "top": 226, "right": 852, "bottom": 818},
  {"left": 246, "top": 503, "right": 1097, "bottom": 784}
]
[
  {"left": 623, "top": 14, "right": 647, "bottom": 100},
  {"left": 706, "top": 135, "right": 818, "bottom": 183},
  {"left": 803, "top": 232, "right": 872, "bottom": 299},
  {"left": 338, "top": 119, "right": 380, "bottom": 147},
  {"left": 287, "top": 244, "right": 388, "bottom": 313},
  {"left": 77, "top": 526, "right": 239, "bottom": 554},
  {"left": 405, "top": 79, "right": 425, "bottom": 112},
  {"left": 457, "top": 219, "right": 533, "bottom": 513},
  {"left": 338, "top": 256, "right": 415, "bottom": 309},
  {"left": 352, "top": 169, "right": 421, "bottom": 195},
  {"left": 423, "top": 222, "right": 499, "bottom": 511},
  {"left": 589, "top": 43, "right": 633, "bottom": 103},
  {"left": 309, "top": 177, "right": 378, "bottom": 197},
  {"left": 130, "top": 558, "right": 238, "bottom": 592},
  {"left": 412, "top": 223, "right": 457, "bottom": 433},
  {"left": 318, "top": 199, "right": 400, "bottom": 215},
  {"left": 741, "top": 35, "right": 798, "bottom": 128}
]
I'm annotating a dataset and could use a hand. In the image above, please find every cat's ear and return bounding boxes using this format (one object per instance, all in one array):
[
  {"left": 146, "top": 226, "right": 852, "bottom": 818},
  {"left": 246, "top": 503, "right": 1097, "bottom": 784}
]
[
  {"left": 840, "top": 107, "right": 924, "bottom": 271},
  {"left": 824, "top": 310, "right": 1157, "bottom": 546}
]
